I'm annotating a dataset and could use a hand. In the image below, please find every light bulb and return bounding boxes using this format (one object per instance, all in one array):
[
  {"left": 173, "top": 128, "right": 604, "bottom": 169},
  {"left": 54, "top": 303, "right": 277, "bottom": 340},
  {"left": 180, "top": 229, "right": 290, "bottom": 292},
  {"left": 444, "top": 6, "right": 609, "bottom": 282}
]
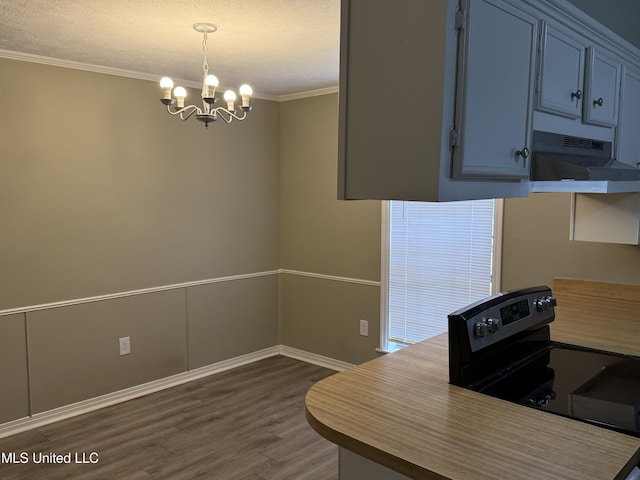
[
  {"left": 203, "top": 75, "right": 219, "bottom": 98},
  {"left": 239, "top": 84, "right": 253, "bottom": 108},
  {"left": 224, "top": 90, "right": 237, "bottom": 111},
  {"left": 160, "top": 77, "right": 174, "bottom": 100},
  {"left": 174, "top": 86, "right": 187, "bottom": 108},
  {"left": 205, "top": 75, "right": 219, "bottom": 87}
]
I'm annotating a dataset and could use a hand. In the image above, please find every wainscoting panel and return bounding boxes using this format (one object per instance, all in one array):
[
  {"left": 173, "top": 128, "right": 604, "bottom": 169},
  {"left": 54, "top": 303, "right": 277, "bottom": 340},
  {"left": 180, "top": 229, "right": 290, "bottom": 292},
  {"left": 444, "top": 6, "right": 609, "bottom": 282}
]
[
  {"left": 187, "top": 275, "right": 279, "bottom": 369},
  {"left": 1, "top": 268, "right": 370, "bottom": 431},
  {"left": 280, "top": 272, "right": 381, "bottom": 365},
  {"left": 27, "top": 289, "right": 188, "bottom": 414},
  {"left": 0, "top": 313, "right": 29, "bottom": 423}
]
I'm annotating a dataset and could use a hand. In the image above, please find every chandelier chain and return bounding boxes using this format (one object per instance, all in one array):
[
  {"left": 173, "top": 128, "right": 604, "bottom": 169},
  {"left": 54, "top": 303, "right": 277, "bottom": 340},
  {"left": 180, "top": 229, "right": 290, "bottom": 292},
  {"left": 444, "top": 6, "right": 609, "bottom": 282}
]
[{"left": 202, "top": 33, "right": 209, "bottom": 77}]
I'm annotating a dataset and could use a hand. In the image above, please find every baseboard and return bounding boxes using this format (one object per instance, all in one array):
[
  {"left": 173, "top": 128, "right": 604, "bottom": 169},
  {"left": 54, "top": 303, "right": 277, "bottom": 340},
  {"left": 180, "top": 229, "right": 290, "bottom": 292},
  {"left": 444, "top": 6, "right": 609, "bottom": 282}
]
[
  {"left": 0, "top": 345, "right": 352, "bottom": 439},
  {"left": 279, "top": 345, "right": 355, "bottom": 372},
  {"left": 0, "top": 346, "right": 280, "bottom": 439}
]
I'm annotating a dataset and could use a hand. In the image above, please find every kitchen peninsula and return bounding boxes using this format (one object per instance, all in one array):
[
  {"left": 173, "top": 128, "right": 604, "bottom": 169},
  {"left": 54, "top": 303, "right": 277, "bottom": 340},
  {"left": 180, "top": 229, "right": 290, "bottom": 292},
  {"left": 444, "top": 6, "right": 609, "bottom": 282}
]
[{"left": 305, "top": 279, "right": 640, "bottom": 479}]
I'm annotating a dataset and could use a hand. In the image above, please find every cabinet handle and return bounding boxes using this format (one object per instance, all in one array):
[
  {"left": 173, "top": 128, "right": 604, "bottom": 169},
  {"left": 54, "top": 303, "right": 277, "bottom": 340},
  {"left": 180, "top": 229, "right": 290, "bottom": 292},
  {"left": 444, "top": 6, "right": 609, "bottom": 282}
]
[
  {"left": 571, "top": 90, "right": 582, "bottom": 100},
  {"left": 593, "top": 97, "right": 604, "bottom": 107},
  {"left": 515, "top": 147, "right": 529, "bottom": 160}
]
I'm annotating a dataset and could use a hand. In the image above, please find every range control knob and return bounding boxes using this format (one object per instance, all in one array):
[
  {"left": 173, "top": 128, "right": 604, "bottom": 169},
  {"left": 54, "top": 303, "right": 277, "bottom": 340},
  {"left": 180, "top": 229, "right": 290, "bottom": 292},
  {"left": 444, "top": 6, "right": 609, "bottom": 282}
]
[
  {"left": 486, "top": 318, "right": 500, "bottom": 333},
  {"left": 474, "top": 318, "right": 500, "bottom": 337},
  {"left": 535, "top": 296, "right": 557, "bottom": 311},
  {"left": 474, "top": 322, "right": 489, "bottom": 338}
]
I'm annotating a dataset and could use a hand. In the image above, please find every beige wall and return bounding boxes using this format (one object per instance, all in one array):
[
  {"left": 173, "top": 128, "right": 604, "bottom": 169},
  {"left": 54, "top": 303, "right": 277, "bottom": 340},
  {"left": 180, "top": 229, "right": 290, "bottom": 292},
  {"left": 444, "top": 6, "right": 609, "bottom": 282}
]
[
  {"left": 279, "top": 94, "right": 380, "bottom": 280},
  {"left": 502, "top": 193, "right": 640, "bottom": 289},
  {"left": 278, "top": 94, "right": 382, "bottom": 365},
  {"left": 0, "top": 62, "right": 382, "bottom": 423},
  {"left": 0, "top": 58, "right": 280, "bottom": 420},
  {"left": 0, "top": 59, "right": 279, "bottom": 309}
]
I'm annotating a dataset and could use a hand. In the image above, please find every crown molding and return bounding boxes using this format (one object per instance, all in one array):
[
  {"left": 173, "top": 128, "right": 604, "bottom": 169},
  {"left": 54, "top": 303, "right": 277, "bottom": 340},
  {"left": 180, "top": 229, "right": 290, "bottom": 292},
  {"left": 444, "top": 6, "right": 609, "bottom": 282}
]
[
  {"left": 0, "top": 48, "right": 195, "bottom": 84},
  {"left": 277, "top": 86, "right": 339, "bottom": 102},
  {"left": 0, "top": 48, "right": 333, "bottom": 102}
]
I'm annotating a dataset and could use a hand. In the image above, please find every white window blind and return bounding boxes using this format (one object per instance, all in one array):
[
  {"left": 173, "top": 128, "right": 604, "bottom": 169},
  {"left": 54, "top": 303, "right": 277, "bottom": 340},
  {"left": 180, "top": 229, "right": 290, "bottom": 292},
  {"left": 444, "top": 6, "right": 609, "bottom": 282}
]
[{"left": 386, "top": 199, "right": 497, "bottom": 346}]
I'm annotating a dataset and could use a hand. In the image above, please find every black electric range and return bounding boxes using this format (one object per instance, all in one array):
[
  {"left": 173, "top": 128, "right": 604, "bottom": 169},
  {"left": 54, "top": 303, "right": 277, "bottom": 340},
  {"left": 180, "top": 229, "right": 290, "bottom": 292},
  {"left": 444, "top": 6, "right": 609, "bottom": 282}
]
[{"left": 448, "top": 286, "right": 640, "bottom": 438}]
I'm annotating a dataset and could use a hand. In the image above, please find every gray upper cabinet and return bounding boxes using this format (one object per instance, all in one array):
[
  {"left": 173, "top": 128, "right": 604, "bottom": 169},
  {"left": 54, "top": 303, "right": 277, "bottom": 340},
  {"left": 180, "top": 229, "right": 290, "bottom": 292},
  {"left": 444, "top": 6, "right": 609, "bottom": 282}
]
[
  {"left": 617, "top": 66, "right": 640, "bottom": 168},
  {"left": 582, "top": 46, "right": 622, "bottom": 127},
  {"left": 337, "top": 0, "right": 531, "bottom": 202},
  {"left": 535, "top": 23, "right": 622, "bottom": 129},
  {"left": 453, "top": 0, "right": 537, "bottom": 180},
  {"left": 338, "top": 0, "right": 640, "bottom": 202},
  {"left": 536, "top": 22, "right": 585, "bottom": 119}
]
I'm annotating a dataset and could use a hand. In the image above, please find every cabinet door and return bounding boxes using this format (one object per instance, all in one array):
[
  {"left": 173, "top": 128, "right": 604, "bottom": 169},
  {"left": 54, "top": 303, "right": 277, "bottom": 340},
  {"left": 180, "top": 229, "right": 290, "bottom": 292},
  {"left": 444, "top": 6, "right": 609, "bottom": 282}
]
[
  {"left": 453, "top": 0, "right": 537, "bottom": 178},
  {"left": 583, "top": 46, "right": 621, "bottom": 127},
  {"left": 616, "top": 66, "right": 640, "bottom": 168},
  {"left": 536, "top": 22, "right": 585, "bottom": 119}
]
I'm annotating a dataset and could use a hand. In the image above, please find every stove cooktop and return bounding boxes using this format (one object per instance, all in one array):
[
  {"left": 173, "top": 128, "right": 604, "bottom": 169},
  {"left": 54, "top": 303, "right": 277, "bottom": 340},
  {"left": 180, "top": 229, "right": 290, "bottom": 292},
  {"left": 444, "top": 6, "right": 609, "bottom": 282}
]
[{"left": 478, "top": 343, "right": 640, "bottom": 438}]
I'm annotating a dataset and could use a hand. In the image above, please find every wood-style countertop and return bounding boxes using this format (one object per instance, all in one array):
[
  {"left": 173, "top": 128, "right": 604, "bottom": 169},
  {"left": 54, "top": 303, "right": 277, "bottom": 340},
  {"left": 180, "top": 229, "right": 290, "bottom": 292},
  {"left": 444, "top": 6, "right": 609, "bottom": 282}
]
[
  {"left": 305, "top": 278, "right": 640, "bottom": 480},
  {"left": 551, "top": 278, "right": 640, "bottom": 358}
]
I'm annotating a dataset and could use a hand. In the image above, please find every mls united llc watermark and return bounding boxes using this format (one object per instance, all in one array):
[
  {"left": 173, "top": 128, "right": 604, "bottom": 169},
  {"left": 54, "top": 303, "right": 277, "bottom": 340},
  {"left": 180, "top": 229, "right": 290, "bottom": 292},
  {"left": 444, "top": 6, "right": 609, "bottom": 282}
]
[{"left": 1, "top": 451, "right": 99, "bottom": 464}]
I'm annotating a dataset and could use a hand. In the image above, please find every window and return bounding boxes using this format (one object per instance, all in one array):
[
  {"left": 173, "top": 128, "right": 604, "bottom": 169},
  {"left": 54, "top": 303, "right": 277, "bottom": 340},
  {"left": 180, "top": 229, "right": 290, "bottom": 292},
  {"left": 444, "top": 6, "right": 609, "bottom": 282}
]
[{"left": 381, "top": 199, "right": 502, "bottom": 351}]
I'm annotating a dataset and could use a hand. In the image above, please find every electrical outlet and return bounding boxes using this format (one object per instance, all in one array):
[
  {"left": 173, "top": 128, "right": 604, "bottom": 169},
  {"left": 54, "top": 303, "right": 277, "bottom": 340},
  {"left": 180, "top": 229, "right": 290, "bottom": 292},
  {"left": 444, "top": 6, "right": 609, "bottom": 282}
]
[
  {"left": 119, "top": 336, "right": 131, "bottom": 356},
  {"left": 359, "top": 319, "right": 369, "bottom": 337}
]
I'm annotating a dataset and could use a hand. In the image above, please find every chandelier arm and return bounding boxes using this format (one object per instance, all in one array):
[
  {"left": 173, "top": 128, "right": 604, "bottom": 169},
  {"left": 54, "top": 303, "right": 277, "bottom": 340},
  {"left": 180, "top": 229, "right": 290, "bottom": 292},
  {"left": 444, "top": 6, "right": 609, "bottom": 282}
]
[
  {"left": 179, "top": 109, "right": 199, "bottom": 121},
  {"left": 212, "top": 107, "right": 248, "bottom": 123},
  {"left": 165, "top": 104, "right": 202, "bottom": 121}
]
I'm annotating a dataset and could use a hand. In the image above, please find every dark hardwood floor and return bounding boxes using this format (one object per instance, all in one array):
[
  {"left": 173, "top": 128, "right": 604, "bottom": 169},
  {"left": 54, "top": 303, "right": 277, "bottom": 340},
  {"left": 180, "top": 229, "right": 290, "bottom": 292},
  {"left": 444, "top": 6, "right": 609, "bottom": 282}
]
[{"left": 0, "top": 356, "right": 339, "bottom": 480}]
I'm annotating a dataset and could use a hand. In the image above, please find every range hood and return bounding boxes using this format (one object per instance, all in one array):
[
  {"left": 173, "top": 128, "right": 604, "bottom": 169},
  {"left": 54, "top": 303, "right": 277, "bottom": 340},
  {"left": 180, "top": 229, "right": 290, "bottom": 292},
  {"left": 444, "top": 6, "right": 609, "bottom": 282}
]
[{"left": 531, "top": 131, "right": 640, "bottom": 193}]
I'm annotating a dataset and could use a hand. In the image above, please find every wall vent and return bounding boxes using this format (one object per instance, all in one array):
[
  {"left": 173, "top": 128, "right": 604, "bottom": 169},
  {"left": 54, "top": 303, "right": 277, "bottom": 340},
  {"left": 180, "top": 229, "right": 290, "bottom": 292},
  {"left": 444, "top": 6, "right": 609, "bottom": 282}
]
[
  {"left": 563, "top": 135, "right": 592, "bottom": 149},
  {"left": 563, "top": 135, "right": 604, "bottom": 151}
]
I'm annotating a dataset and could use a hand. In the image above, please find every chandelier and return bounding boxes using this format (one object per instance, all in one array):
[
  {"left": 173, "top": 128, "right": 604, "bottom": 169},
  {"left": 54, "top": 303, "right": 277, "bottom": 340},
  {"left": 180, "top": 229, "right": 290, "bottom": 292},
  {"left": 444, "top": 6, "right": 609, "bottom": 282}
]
[{"left": 159, "top": 23, "right": 253, "bottom": 128}]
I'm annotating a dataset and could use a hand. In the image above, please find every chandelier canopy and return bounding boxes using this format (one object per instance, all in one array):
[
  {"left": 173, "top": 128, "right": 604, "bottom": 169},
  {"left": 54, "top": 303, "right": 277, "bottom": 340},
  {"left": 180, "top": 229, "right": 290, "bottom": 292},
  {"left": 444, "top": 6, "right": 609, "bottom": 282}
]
[{"left": 159, "top": 23, "right": 253, "bottom": 129}]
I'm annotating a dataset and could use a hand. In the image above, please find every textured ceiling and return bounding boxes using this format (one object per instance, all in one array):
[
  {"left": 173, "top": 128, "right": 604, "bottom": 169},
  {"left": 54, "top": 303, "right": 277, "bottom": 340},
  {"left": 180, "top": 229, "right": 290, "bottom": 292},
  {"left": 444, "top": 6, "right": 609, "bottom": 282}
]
[{"left": 0, "top": 0, "right": 340, "bottom": 99}]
